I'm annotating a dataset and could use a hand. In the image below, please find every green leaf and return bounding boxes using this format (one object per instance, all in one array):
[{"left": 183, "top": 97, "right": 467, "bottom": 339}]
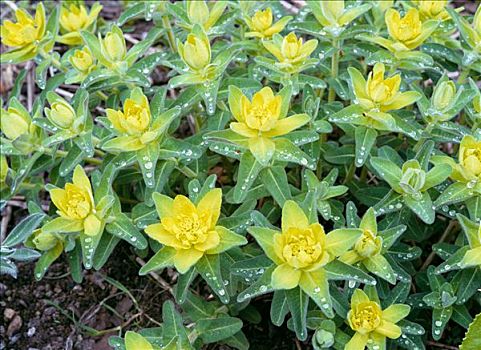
[
  {"left": 196, "top": 317, "right": 243, "bottom": 344},
  {"left": 435, "top": 182, "right": 473, "bottom": 207},
  {"left": 354, "top": 126, "right": 377, "bottom": 167},
  {"left": 232, "top": 152, "right": 263, "bottom": 203},
  {"left": 324, "top": 260, "right": 376, "bottom": 285},
  {"left": 106, "top": 214, "right": 148, "bottom": 249},
  {"left": 139, "top": 247, "right": 176, "bottom": 275},
  {"left": 3, "top": 213, "right": 45, "bottom": 247},
  {"left": 404, "top": 192, "right": 435, "bottom": 224},
  {"left": 174, "top": 269, "right": 197, "bottom": 304},
  {"left": 34, "top": 242, "right": 63, "bottom": 280},
  {"left": 270, "top": 290, "right": 289, "bottom": 326},
  {"left": 92, "top": 233, "right": 121, "bottom": 270},
  {"left": 286, "top": 287, "right": 309, "bottom": 341},
  {"left": 196, "top": 254, "right": 229, "bottom": 303},
  {"left": 260, "top": 166, "right": 292, "bottom": 207},
  {"left": 461, "top": 313, "right": 481, "bottom": 350},
  {"left": 136, "top": 142, "right": 160, "bottom": 188},
  {"left": 67, "top": 242, "right": 83, "bottom": 283},
  {"left": 370, "top": 157, "right": 402, "bottom": 192},
  {"left": 162, "top": 300, "right": 191, "bottom": 349}
]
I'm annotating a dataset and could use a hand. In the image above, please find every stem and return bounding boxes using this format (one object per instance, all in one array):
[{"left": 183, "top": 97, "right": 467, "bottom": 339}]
[
  {"left": 40, "top": 50, "right": 66, "bottom": 72},
  {"left": 176, "top": 165, "right": 197, "bottom": 178},
  {"left": 43, "top": 147, "right": 103, "bottom": 165},
  {"left": 328, "top": 38, "right": 340, "bottom": 103},
  {"left": 343, "top": 162, "right": 356, "bottom": 184},
  {"left": 421, "top": 220, "right": 458, "bottom": 270},
  {"left": 162, "top": 15, "right": 177, "bottom": 53},
  {"left": 360, "top": 166, "right": 368, "bottom": 183},
  {"left": 457, "top": 68, "right": 470, "bottom": 84}
]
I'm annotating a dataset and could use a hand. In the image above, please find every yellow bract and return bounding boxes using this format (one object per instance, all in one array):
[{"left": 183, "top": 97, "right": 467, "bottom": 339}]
[
  {"left": 458, "top": 215, "right": 481, "bottom": 269},
  {"left": 0, "top": 155, "right": 8, "bottom": 184},
  {"left": 186, "top": 0, "right": 227, "bottom": 31},
  {"left": 45, "top": 98, "right": 76, "bottom": 130},
  {"left": 0, "top": 3, "right": 45, "bottom": 49},
  {"left": 413, "top": 0, "right": 450, "bottom": 21},
  {"left": 354, "top": 229, "right": 382, "bottom": 258},
  {"left": 178, "top": 32, "right": 211, "bottom": 72},
  {"left": 230, "top": 87, "right": 307, "bottom": 138},
  {"left": 49, "top": 166, "right": 102, "bottom": 236},
  {"left": 124, "top": 331, "right": 153, "bottom": 350},
  {"left": 245, "top": 8, "right": 291, "bottom": 39},
  {"left": 58, "top": 3, "right": 102, "bottom": 45},
  {"left": 0, "top": 105, "right": 34, "bottom": 141},
  {"left": 309, "top": 0, "right": 371, "bottom": 31},
  {"left": 32, "top": 230, "right": 60, "bottom": 251},
  {"left": 459, "top": 135, "right": 481, "bottom": 181},
  {"left": 108, "top": 97, "right": 150, "bottom": 136},
  {"left": 145, "top": 189, "right": 247, "bottom": 273},
  {"left": 251, "top": 201, "right": 361, "bottom": 291},
  {"left": 100, "top": 27, "right": 127, "bottom": 64},
  {"left": 70, "top": 47, "right": 95, "bottom": 73},
  {"left": 386, "top": 8, "right": 436, "bottom": 51},
  {"left": 263, "top": 32, "right": 318, "bottom": 72},
  {"left": 346, "top": 289, "right": 410, "bottom": 350},
  {"left": 350, "top": 63, "right": 420, "bottom": 113}
]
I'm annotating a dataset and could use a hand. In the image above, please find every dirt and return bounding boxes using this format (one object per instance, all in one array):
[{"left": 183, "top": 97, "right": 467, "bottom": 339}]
[{"left": 0, "top": 244, "right": 171, "bottom": 350}]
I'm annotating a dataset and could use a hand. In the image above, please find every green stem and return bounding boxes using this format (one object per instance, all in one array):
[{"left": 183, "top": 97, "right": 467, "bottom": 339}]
[
  {"left": 343, "top": 162, "right": 356, "bottom": 184},
  {"left": 176, "top": 165, "right": 197, "bottom": 178},
  {"left": 43, "top": 147, "right": 103, "bottom": 165},
  {"left": 414, "top": 122, "right": 435, "bottom": 151},
  {"left": 162, "top": 15, "right": 177, "bottom": 53},
  {"left": 40, "top": 50, "right": 66, "bottom": 72},
  {"left": 458, "top": 68, "right": 470, "bottom": 84},
  {"left": 328, "top": 38, "right": 340, "bottom": 103}
]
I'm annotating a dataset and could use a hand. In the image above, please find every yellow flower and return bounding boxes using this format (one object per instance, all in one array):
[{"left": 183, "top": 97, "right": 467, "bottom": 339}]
[
  {"left": 245, "top": 8, "right": 291, "bottom": 39},
  {"left": 263, "top": 32, "right": 318, "bottom": 72},
  {"left": 178, "top": 31, "right": 211, "bottom": 72},
  {"left": 58, "top": 3, "right": 102, "bottom": 45},
  {"left": 346, "top": 289, "right": 410, "bottom": 350},
  {"left": 459, "top": 135, "right": 481, "bottom": 181},
  {"left": 0, "top": 155, "right": 8, "bottom": 184},
  {"left": 145, "top": 189, "right": 247, "bottom": 273},
  {"left": 44, "top": 96, "right": 77, "bottom": 130},
  {"left": 103, "top": 88, "right": 180, "bottom": 153},
  {"left": 412, "top": 0, "right": 450, "bottom": 21},
  {"left": 186, "top": 0, "right": 227, "bottom": 31},
  {"left": 308, "top": 0, "right": 371, "bottom": 33},
  {"left": 340, "top": 208, "right": 398, "bottom": 284},
  {"left": 0, "top": 3, "right": 45, "bottom": 50},
  {"left": 69, "top": 47, "right": 95, "bottom": 73},
  {"left": 124, "top": 331, "right": 153, "bottom": 350},
  {"left": 248, "top": 201, "right": 362, "bottom": 316},
  {"left": 457, "top": 214, "right": 481, "bottom": 269},
  {"left": 385, "top": 8, "right": 438, "bottom": 51},
  {"left": 0, "top": 103, "right": 34, "bottom": 141},
  {"left": 47, "top": 166, "right": 102, "bottom": 236},
  {"left": 100, "top": 26, "right": 127, "bottom": 64},
  {"left": 350, "top": 63, "right": 421, "bottom": 114},
  {"left": 228, "top": 86, "right": 310, "bottom": 165}
]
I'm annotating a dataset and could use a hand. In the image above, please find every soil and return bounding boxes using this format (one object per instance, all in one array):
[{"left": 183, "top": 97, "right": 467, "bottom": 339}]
[{"left": 0, "top": 244, "right": 171, "bottom": 350}]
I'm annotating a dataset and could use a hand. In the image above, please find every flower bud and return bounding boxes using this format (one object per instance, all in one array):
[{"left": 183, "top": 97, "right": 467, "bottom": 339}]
[
  {"left": 178, "top": 32, "right": 211, "bottom": 71},
  {"left": 101, "top": 27, "right": 126, "bottom": 63},
  {"left": 400, "top": 166, "right": 426, "bottom": 195},
  {"left": 32, "top": 230, "right": 59, "bottom": 251},
  {"left": 187, "top": 0, "right": 209, "bottom": 26},
  {"left": 459, "top": 135, "right": 481, "bottom": 180},
  {"left": 432, "top": 80, "right": 456, "bottom": 111},
  {"left": 69, "top": 47, "right": 94, "bottom": 73},
  {"left": 354, "top": 229, "right": 382, "bottom": 258},
  {"left": 0, "top": 107, "right": 30, "bottom": 140},
  {"left": 45, "top": 99, "right": 76, "bottom": 129}
]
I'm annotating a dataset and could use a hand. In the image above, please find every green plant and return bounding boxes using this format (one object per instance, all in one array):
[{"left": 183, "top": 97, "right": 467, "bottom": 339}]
[{"left": 1, "top": 1, "right": 480, "bottom": 349}]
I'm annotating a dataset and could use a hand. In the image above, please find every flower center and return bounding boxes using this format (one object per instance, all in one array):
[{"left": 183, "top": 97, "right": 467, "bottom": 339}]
[
  {"left": 282, "top": 228, "right": 323, "bottom": 269},
  {"left": 65, "top": 187, "right": 91, "bottom": 219},
  {"left": 173, "top": 213, "right": 209, "bottom": 248},
  {"left": 349, "top": 302, "right": 382, "bottom": 333},
  {"left": 355, "top": 230, "right": 382, "bottom": 258}
]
